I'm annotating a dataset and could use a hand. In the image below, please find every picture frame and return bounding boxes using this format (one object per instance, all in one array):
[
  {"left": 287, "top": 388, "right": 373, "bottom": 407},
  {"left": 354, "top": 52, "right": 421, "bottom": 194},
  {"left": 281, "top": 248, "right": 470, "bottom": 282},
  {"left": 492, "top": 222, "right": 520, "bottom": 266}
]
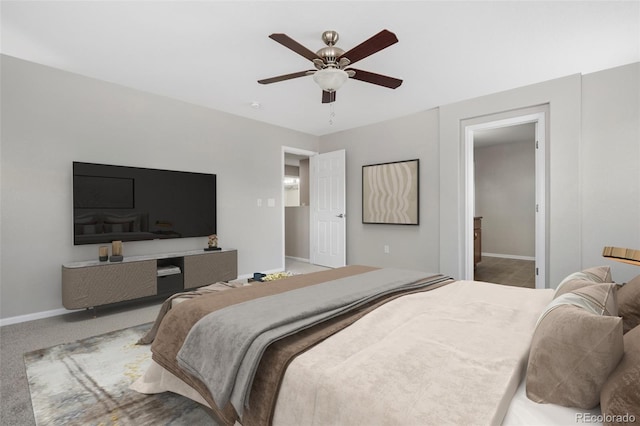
[{"left": 362, "top": 159, "right": 419, "bottom": 225}]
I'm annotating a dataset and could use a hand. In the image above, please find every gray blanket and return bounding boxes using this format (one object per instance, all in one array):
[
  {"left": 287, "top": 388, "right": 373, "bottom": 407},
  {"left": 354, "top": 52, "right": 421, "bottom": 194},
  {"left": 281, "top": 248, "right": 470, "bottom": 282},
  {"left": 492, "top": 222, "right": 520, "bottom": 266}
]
[{"left": 176, "top": 268, "right": 448, "bottom": 415}]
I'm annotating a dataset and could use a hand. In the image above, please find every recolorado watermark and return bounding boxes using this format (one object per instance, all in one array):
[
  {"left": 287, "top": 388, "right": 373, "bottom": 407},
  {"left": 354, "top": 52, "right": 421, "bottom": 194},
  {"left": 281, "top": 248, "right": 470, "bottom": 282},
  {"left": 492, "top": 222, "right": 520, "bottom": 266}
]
[{"left": 576, "top": 413, "right": 636, "bottom": 423}]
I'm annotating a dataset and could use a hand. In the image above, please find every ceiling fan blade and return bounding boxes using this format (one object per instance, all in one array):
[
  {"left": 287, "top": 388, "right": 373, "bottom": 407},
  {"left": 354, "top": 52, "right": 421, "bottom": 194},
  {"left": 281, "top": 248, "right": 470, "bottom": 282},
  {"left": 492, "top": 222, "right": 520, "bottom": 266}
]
[
  {"left": 338, "top": 29, "right": 398, "bottom": 65},
  {"left": 347, "top": 68, "right": 403, "bottom": 89},
  {"left": 258, "top": 70, "right": 315, "bottom": 85},
  {"left": 322, "top": 91, "right": 336, "bottom": 103},
  {"left": 269, "top": 33, "right": 322, "bottom": 62}
]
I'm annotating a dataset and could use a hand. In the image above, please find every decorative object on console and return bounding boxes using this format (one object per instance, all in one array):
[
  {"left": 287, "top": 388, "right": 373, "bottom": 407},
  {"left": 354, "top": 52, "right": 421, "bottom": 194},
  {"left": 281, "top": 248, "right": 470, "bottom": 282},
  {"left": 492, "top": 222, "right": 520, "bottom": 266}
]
[
  {"left": 362, "top": 159, "right": 419, "bottom": 225},
  {"left": 98, "top": 246, "right": 108, "bottom": 262},
  {"left": 205, "top": 234, "right": 221, "bottom": 251},
  {"left": 110, "top": 240, "right": 123, "bottom": 262}
]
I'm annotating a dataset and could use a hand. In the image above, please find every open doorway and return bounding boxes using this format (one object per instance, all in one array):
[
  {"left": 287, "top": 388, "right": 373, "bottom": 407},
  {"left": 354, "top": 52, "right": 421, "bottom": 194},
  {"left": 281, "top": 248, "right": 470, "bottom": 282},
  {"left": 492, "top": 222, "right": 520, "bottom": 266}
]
[
  {"left": 283, "top": 151, "right": 311, "bottom": 262},
  {"left": 473, "top": 123, "right": 536, "bottom": 287},
  {"left": 463, "top": 111, "right": 547, "bottom": 289},
  {"left": 282, "top": 146, "right": 329, "bottom": 274}
]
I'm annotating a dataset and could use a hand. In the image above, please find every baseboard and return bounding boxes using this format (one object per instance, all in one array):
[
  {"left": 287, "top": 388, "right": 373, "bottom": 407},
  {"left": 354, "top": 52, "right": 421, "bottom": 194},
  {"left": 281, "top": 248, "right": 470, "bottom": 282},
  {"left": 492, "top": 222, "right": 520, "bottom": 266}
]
[
  {"left": 285, "top": 256, "right": 310, "bottom": 263},
  {"left": 482, "top": 253, "right": 535, "bottom": 261},
  {"left": 0, "top": 307, "right": 68, "bottom": 327}
]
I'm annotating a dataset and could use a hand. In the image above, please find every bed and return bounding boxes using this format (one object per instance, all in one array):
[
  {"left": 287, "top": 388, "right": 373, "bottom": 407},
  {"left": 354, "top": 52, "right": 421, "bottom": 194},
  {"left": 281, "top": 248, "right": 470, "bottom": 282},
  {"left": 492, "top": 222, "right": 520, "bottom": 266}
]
[{"left": 131, "top": 265, "right": 640, "bottom": 426}]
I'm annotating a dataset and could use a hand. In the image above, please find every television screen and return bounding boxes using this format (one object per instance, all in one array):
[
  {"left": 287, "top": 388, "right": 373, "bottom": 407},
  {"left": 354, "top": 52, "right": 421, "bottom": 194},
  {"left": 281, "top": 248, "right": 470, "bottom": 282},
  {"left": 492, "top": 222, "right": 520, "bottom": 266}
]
[{"left": 73, "top": 162, "right": 216, "bottom": 245}]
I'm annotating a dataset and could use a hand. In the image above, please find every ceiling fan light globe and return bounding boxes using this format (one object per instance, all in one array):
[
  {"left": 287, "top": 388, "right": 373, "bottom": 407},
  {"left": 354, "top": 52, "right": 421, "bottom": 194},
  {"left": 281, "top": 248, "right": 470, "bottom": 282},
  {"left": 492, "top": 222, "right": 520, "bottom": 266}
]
[{"left": 313, "top": 68, "right": 349, "bottom": 92}]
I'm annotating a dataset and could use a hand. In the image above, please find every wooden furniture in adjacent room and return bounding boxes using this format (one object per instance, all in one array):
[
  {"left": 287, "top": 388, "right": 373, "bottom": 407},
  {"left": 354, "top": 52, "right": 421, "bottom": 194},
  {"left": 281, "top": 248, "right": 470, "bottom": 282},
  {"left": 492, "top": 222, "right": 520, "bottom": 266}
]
[
  {"left": 474, "top": 217, "right": 482, "bottom": 268},
  {"left": 62, "top": 249, "right": 237, "bottom": 309}
]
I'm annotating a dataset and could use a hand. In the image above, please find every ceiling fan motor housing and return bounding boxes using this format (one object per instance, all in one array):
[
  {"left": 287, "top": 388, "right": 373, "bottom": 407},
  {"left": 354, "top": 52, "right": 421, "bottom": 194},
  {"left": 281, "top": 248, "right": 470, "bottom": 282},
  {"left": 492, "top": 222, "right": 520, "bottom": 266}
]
[
  {"left": 316, "top": 46, "right": 345, "bottom": 67},
  {"left": 317, "top": 30, "right": 344, "bottom": 68}
]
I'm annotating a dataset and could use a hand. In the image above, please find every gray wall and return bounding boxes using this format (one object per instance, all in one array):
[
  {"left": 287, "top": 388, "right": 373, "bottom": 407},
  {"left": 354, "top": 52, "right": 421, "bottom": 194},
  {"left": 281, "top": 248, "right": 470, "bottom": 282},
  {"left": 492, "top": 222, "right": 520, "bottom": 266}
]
[
  {"left": 1, "top": 55, "right": 319, "bottom": 319},
  {"left": 299, "top": 158, "right": 309, "bottom": 207},
  {"left": 2, "top": 54, "right": 638, "bottom": 321},
  {"left": 323, "top": 62, "right": 639, "bottom": 287},
  {"left": 580, "top": 63, "right": 640, "bottom": 281},
  {"left": 475, "top": 140, "right": 535, "bottom": 258},
  {"left": 320, "top": 109, "right": 441, "bottom": 273},
  {"left": 440, "top": 74, "right": 582, "bottom": 287},
  {"left": 285, "top": 206, "right": 310, "bottom": 260}
]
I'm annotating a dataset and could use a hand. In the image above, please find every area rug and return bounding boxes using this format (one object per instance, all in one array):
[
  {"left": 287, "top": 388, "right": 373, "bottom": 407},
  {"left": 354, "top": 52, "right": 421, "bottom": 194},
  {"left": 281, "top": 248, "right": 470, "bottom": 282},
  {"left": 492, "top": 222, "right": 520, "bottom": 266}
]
[{"left": 24, "top": 323, "right": 213, "bottom": 425}]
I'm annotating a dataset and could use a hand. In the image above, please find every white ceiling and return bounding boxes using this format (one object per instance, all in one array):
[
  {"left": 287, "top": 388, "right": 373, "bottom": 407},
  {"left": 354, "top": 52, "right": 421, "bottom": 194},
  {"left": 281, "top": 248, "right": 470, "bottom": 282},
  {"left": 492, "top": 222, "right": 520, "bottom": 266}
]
[{"left": 2, "top": 1, "right": 639, "bottom": 136}]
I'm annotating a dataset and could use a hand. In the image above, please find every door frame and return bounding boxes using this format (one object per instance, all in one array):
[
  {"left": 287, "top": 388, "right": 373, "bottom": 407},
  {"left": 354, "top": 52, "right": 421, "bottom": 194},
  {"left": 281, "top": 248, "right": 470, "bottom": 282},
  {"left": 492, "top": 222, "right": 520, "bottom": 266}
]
[
  {"left": 282, "top": 146, "right": 318, "bottom": 270},
  {"left": 463, "top": 112, "right": 547, "bottom": 289}
]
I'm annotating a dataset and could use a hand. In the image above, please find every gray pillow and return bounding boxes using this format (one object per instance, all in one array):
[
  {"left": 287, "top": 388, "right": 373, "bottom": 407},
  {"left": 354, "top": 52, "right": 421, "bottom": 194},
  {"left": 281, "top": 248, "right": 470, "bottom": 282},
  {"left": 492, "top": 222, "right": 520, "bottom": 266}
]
[
  {"left": 554, "top": 265, "right": 612, "bottom": 299},
  {"left": 600, "top": 324, "right": 640, "bottom": 425},
  {"left": 527, "top": 283, "right": 623, "bottom": 409},
  {"left": 618, "top": 274, "right": 640, "bottom": 334}
]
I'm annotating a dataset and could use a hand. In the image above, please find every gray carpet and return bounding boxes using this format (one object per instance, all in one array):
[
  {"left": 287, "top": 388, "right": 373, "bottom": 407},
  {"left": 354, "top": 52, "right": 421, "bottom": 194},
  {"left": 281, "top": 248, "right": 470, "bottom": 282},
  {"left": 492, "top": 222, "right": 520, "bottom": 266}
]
[{"left": 0, "top": 259, "right": 327, "bottom": 426}]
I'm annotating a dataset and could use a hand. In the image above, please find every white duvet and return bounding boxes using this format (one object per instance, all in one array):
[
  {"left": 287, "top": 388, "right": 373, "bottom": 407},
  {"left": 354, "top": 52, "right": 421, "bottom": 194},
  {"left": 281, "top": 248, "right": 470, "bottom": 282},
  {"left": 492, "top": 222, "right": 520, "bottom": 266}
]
[
  {"left": 134, "top": 280, "right": 585, "bottom": 425},
  {"left": 272, "top": 280, "right": 553, "bottom": 426}
]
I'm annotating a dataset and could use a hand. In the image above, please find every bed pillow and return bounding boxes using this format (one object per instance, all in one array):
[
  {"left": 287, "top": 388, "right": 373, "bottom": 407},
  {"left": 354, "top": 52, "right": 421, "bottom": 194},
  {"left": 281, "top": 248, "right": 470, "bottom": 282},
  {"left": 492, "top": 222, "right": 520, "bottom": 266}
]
[
  {"left": 526, "top": 283, "right": 623, "bottom": 409},
  {"left": 600, "top": 324, "right": 640, "bottom": 425},
  {"left": 618, "top": 274, "right": 640, "bottom": 334},
  {"left": 554, "top": 265, "right": 612, "bottom": 298}
]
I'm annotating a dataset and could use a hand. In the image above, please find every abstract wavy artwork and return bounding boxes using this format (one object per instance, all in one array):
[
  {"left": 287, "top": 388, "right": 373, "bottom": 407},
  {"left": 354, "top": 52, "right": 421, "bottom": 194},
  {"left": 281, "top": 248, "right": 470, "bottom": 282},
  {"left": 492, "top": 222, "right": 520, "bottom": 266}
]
[{"left": 362, "top": 159, "right": 419, "bottom": 225}]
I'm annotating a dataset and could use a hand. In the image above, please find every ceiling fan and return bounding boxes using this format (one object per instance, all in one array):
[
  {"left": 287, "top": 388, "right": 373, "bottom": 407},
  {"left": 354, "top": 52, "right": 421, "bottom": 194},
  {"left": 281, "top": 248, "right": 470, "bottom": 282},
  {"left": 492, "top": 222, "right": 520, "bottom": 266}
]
[{"left": 258, "top": 29, "right": 403, "bottom": 103}]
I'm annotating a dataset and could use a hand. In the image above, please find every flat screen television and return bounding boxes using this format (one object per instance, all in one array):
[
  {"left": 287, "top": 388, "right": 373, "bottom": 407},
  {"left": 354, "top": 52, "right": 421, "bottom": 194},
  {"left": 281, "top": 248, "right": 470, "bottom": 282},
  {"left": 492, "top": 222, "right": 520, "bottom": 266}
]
[{"left": 73, "top": 162, "right": 216, "bottom": 245}]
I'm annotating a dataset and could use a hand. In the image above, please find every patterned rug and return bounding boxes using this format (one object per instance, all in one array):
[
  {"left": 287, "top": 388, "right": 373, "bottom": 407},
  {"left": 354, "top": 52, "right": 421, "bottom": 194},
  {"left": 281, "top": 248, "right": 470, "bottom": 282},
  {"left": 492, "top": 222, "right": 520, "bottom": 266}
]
[{"left": 24, "top": 323, "right": 213, "bottom": 425}]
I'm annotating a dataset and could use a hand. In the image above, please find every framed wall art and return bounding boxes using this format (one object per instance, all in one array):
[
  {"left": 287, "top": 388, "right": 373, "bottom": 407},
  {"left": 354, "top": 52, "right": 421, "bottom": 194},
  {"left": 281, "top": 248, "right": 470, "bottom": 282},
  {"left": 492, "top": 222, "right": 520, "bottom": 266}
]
[{"left": 362, "top": 159, "right": 419, "bottom": 225}]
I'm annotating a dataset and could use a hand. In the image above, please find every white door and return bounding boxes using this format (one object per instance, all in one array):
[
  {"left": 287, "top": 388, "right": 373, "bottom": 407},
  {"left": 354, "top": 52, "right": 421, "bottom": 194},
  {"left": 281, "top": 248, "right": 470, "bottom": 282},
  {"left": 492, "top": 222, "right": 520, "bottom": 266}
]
[{"left": 310, "top": 149, "right": 346, "bottom": 268}]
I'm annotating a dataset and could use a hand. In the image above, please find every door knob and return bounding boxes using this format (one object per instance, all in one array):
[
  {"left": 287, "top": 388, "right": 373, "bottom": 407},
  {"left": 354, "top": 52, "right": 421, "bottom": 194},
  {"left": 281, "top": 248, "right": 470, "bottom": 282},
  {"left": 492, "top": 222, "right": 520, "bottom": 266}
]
[{"left": 336, "top": 213, "right": 346, "bottom": 218}]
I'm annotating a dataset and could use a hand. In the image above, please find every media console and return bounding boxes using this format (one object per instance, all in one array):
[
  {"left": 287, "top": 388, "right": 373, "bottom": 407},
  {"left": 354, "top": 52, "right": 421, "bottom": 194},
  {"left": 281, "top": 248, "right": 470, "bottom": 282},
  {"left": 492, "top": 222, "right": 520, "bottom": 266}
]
[{"left": 62, "top": 249, "right": 237, "bottom": 310}]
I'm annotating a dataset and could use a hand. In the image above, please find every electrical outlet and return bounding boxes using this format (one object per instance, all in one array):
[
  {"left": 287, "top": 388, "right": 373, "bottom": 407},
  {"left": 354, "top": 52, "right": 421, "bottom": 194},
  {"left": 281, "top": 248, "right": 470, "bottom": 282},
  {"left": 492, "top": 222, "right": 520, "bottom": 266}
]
[
  {"left": 257, "top": 198, "right": 263, "bottom": 207},
  {"left": 384, "top": 245, "right": 390, "bottom": 254}
]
